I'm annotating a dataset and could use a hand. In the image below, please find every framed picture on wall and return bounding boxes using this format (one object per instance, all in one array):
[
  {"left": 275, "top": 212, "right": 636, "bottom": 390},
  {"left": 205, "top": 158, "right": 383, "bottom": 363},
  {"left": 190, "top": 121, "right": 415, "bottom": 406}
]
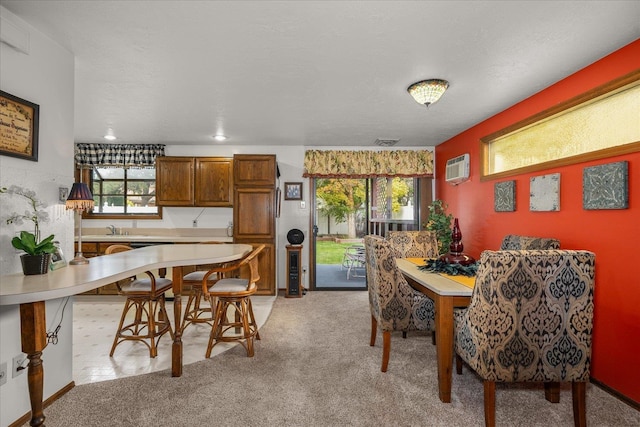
[
  {"left": 0, "top": 90, "right": 40, "bottom": 162},
  {"left": 284, "top": 182, "right": 303, "bottom": 200}
]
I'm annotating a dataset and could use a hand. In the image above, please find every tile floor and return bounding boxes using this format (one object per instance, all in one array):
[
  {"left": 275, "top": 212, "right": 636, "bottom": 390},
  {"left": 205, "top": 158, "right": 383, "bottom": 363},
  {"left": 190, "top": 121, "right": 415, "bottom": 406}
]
[{"left": 72, "top": 294, "right": 276, "bottom": 385}]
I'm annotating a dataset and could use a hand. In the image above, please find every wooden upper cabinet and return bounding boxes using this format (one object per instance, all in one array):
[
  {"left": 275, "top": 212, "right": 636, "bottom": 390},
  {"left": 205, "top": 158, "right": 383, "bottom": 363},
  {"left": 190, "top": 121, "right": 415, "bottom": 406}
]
[
  {"left": 156, "top": 156, "right": 233, "bottom": 207},
  {"left": 233, "top": 154, "right": 276, "bottom": 187},
  {"left": 233, "top": 187, "right": 276, "bottom": 239},
  {"left": 195, "top": 157, "right": 233, "bottom": 206},
  {"left": 156, "top": 157, "right": 195, "bottom": 206}
]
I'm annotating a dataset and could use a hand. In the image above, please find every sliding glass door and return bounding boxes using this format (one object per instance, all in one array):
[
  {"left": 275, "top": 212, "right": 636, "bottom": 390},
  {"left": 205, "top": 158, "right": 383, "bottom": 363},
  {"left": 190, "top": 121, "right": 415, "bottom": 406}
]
[{"left": 310, "top": 177, "right": 425, "bottom": 290}]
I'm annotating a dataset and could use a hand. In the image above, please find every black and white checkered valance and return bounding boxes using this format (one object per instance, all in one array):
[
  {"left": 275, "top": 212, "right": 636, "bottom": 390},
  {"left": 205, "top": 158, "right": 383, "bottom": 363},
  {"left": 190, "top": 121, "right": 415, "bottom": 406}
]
[{"left": 74, "top": 144, "right": 165, "bottom": 168}]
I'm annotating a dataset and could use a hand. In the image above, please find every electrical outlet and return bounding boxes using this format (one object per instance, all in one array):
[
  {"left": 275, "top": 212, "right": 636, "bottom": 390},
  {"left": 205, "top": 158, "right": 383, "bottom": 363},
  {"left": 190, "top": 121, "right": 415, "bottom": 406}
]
[
  {"left": 192, "top": 219, "right": 198, "bottom": 228},
  {"left": 0, "top": 362, "right": 7, "bottom": 386},
  {"left": 12, "top": 354, "right": 25, "bottom": 378}
]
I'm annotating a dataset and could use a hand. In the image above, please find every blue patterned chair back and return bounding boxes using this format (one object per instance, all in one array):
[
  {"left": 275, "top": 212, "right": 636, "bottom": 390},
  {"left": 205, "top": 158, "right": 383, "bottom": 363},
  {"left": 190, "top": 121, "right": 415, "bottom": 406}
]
[
  {"left": 364, "top": 235, "right": 434, "bottom": 333},
  {"left": 386, "top": 230, "right": 439, "bottom": 259},
  {"left": 455, "top": 249, "right": 595, "bottom": 382},
  {"left": 500, "top": 234, "right": 560, "bottom": 250}
]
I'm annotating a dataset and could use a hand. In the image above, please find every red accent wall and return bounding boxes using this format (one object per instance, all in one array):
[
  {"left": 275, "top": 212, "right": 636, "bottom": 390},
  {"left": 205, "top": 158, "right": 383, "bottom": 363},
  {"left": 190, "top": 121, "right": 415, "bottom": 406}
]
[{"left": 436, "top": 40, "right": 640, "bottom": 403}]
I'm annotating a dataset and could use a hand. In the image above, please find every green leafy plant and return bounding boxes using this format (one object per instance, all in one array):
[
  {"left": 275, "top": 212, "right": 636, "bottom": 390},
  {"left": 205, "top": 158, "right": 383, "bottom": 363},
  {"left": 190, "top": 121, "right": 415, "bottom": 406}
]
[
  {"left": 11, "top": 231, "right": 56, "bottom": 256},
  {"left": 1, "top": 185, "right": 56, "bottom": 256},
  {"left": 424, "top": 200, "right": 454, "bottom": 255}
]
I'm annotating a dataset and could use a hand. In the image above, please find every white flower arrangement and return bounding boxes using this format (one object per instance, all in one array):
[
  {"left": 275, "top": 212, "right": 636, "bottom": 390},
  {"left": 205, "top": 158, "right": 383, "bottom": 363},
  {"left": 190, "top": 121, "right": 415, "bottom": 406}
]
[{"left": 1, "top": 185, "right": 56, "bottom": 256}]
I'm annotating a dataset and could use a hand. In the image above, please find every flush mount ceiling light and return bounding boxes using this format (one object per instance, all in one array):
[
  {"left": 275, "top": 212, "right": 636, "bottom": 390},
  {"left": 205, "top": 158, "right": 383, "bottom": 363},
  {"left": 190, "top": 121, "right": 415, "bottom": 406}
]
[
  {"left": 104, "top": 128, "right": 116, "bottom": 140},
  {"left": 407, "top": 79, "right": 449, "bottom": 107},
  {"left": 213, "top": 134, "right": 228, "bottom": 142}
]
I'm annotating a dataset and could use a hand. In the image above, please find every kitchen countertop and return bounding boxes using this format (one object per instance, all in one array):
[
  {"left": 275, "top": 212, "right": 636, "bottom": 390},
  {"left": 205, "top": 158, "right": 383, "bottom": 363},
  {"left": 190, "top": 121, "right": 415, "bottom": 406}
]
[
  {"left": 78, "top": 235, "right": 233, "bottom": 243},
  {"left": 78, "top": 227, "right": 233, "bottom": 243}
]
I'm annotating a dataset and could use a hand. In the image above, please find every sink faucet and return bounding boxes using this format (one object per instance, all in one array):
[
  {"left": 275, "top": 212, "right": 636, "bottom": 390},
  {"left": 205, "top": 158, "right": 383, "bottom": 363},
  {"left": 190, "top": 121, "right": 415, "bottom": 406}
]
[{"left": 107, "top": 225, "right": 116, "bottom": 235}]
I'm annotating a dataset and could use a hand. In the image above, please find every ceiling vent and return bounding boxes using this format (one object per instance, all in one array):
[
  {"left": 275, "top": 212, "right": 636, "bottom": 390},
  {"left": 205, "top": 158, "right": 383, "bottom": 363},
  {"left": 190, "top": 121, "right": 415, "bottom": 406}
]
[
  {"left": 445, "top": 153, "right": 470, "bottom": 184},
  {"left": 374, "top": 138, "right": 399, "bottom": 147}
]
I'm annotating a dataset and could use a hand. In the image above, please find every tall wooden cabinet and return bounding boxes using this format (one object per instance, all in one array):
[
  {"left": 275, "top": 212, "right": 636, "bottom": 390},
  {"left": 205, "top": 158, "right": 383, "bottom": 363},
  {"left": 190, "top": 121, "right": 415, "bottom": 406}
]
[
  {"left": 233, "top": 154, "right": 277, "bottom": 295},
  {"left": 156, "top": 156, "right": 233, "bottom": 207}
]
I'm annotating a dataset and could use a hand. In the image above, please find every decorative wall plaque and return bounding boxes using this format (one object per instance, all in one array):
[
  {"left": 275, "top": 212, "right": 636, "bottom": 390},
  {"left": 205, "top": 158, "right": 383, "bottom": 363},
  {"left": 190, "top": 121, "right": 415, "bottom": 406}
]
[
  {"left": 494, "top": 180, "right": 516, "bottom": 212},
  {"left": 0, "top": 90, "right": 40, "bottom": 161},
  {"left": 530, "top": 173, "right": 560, "bottom": 212},
  {"left": 583, "top": 161, "right": 628, "bottom": 209}
]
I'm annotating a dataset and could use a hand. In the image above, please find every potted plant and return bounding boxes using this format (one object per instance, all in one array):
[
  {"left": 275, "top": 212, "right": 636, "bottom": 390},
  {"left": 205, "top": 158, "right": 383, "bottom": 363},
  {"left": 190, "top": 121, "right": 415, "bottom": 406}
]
[
  {"left": 1, "top": 185, "right": 56, "bottom": 275},
  {"left": 424, "top": 199, "right": 454, "bottom": 256}
]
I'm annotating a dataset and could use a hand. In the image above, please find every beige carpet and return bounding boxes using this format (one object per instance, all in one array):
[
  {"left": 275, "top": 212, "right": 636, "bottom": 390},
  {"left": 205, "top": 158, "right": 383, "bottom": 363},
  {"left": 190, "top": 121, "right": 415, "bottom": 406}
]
[{"left": 32, "top": 291, "right": 639, "bottom": 426}]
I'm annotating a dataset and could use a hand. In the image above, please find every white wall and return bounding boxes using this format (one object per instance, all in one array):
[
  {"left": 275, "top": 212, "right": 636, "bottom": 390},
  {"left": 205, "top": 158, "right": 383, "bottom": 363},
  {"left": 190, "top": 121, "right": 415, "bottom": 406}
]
[{"left": 0, "top": 7, "right": 75, "bottom": 426}]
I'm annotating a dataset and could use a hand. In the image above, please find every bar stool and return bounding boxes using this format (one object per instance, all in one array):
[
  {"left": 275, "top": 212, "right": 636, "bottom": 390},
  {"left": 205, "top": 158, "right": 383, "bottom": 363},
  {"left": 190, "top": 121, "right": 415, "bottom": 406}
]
[
  {"left": 203, "top": 245, "right": 264, "bottom": 358},
  {"left": 104, "top": 244, "right": 174, "bottom": 358},
  {"left": 181, "top": 242, "right": 228, "bottom": 332}
]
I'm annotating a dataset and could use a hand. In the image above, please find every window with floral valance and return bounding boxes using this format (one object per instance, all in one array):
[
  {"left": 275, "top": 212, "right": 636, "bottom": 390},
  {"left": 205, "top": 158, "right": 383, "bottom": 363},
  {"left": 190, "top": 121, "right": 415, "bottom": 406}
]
[{"left": 302, "top": 149, "right": 433, "bottom": 178}]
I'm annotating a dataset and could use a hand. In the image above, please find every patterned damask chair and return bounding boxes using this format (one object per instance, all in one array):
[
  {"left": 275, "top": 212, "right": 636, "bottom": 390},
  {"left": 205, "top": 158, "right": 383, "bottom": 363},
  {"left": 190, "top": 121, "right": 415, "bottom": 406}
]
[
  {"left": 500, "top": 234, "right": 560, "bottom": 250},
  {"left": 364, "top": 235, "right": 435, "bottom": 372},
  {"left": 386, "top": 230, "right": 439, "bottom": 343},
  {"left": 454, "top": 249, "right": 596, "bottom": 427},
  {"left": 386, "top": 230, "right": 439, "bottom": 259}
]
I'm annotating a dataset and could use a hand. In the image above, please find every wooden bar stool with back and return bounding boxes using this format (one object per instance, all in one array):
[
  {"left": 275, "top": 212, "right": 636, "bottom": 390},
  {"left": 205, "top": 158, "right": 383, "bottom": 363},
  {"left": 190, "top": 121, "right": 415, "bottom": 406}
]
[
  {"left": 202, "top": 244, "right": 265, "bottom": 358},
  {"left": 104, "top": 244, "right": 174, "bottom": 358},
  {"left": 181, "top": 241, "right": 228, "bottom": 332}
]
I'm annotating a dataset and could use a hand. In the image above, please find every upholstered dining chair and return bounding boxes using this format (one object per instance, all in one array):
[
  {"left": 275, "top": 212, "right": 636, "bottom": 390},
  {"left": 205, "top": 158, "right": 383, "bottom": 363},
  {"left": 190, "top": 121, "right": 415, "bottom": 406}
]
[
  {"left": 181, "top": 241, "right": 227, "bottom": 332},
  {"left": 386, "top": 230, "right": 439, "bottom": 259},
  {"left": 500, "top": 234, "right": 560, "bottom": 250},
  {"left": 104, "top": 244, "right": 174, "bottom": 358},
  {"left": 364, "top": 235, "right": 435, "bottom": 372},
  {"left": 454, "top": 249, "right": 595, "bottom": 427},
  {"left": 386, "top": 230, "right": 439, "bottom": 342},
  {"left": 202, "top": 244, "right": 265, "bottom": 358}
]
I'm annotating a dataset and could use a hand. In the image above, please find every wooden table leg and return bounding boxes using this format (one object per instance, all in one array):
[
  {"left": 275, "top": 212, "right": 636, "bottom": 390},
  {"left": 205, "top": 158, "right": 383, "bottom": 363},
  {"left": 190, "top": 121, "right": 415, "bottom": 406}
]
[
  {"left": 20, "top": 301, "right": 48, "bottom": 427},
  {"left": 171, "top": 266, "right": 183, "bottom": 377},
  {"left": 434, "top": 295, "right": 454, "bottom": 403}
]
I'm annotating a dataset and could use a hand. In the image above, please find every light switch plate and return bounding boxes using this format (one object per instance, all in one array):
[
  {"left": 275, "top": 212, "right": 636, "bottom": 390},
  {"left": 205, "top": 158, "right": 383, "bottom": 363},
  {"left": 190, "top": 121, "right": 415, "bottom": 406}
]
[{"left": 300, "top": 201, "right": 306, "bottom": 209}]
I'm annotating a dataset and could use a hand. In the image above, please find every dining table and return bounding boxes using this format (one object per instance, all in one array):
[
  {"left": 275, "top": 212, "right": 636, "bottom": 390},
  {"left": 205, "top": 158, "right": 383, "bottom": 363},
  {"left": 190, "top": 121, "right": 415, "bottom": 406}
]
[
  {"left": 0, "top": 243, "right": 252, "bottom": 427},
  {"left": 395, "top": 258, "right": 475, "bottom": 403}
]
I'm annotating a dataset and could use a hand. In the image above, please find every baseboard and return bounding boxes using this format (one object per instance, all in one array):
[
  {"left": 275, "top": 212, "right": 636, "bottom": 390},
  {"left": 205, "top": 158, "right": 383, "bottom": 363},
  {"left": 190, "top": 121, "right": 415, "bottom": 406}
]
[
  {"left": 9, "top": 381, "right": 75, "bottom": 427},
  {"left": 591, "top": 377, "right": 639, "bottom": 411}
]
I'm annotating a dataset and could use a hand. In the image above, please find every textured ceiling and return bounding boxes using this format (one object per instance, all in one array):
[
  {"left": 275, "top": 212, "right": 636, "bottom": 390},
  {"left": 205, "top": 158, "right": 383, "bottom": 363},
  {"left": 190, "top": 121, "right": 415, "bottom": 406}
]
[{"left": 2, "top": 1, "right": 639, "bottom": 147}]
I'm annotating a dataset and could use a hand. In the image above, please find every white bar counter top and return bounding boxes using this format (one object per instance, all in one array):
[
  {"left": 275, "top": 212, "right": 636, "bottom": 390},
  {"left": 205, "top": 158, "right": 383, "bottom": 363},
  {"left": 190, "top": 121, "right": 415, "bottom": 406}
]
[{"left": 0, "top": 243, "right": 251, "bottom": 305}]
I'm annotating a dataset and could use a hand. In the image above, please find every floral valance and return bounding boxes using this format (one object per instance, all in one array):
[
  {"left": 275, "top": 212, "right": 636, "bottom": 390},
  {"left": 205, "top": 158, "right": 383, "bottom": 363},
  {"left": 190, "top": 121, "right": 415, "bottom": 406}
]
[
  {"left": 302, "top": 149, "right": 433, "bottom": 178},
  {"left": 74, "top": 144, "right": 165, "bottom": 168}
]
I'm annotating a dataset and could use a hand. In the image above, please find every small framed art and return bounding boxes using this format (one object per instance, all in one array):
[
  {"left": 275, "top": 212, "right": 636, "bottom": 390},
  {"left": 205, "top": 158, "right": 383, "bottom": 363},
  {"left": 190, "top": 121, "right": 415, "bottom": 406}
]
[{"left": 284, "top": 182, "right": 303, "bottom": 200}]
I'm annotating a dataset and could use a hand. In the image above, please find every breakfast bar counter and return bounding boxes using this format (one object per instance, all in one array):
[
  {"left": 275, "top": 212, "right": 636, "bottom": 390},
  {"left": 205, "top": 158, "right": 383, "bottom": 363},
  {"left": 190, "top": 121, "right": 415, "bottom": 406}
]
[{"left": 0, "top": 243, "right": 252, "bottom": 427}]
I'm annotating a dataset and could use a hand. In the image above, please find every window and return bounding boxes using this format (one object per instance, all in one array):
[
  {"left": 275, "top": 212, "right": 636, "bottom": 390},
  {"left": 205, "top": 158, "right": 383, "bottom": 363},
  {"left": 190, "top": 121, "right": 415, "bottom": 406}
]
[
  {"left": 481, "top": 70, "right": 640, "bottom": 180},
  {"left": 368, "top": 177, "right": 419, "bottom": 236},
  {"left": 81, "top": 167, "right": 162, "bottom": 219}
]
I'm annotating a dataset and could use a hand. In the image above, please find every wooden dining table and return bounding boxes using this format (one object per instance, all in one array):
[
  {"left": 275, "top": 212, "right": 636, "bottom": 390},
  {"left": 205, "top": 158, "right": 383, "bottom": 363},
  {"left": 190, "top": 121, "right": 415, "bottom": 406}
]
[
  {"left": 0, "top": 243, "right": 252, "bottom": 427},
  {"left": 395, "top": 258, "right": 474, "bottom": 403}
]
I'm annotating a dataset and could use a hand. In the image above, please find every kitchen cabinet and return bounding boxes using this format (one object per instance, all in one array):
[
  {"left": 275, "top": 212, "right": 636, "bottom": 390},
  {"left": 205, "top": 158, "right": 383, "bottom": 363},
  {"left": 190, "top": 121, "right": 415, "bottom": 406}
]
[
  {"left": 156, "top": 156, "right": 233, "bottom": 207},
  {"left": 233, "top": 187, "right": 276, "bottom": 240},
  {"left": 233, "top": 154, "right": 277, "bottom": 187},
  {"left": 233, "top": 154, "right": 277, "bottom": 295}
]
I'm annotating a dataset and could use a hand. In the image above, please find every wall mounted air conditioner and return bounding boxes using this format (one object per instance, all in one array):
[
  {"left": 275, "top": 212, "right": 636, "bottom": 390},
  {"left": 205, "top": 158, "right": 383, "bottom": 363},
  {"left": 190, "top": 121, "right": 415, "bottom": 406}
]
[{"left": 445, "top": 153, "right": 470, "bottom": 184}]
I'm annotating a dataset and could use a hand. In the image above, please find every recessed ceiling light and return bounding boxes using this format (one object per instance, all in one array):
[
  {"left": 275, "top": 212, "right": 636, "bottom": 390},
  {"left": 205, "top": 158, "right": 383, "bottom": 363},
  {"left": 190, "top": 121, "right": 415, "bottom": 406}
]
[
  {"left": 104, "top": 128, "right": 116, "bottom": 140},
  {"left": 213, "top": 134, "right": 228, "bottom": 142}
]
